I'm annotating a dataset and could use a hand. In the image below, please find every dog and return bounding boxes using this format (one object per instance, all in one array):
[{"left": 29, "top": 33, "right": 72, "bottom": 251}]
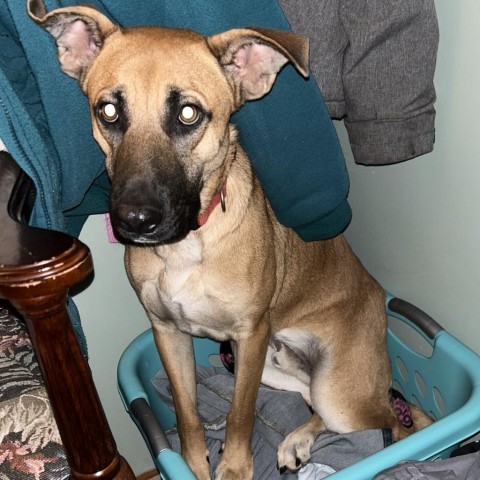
[{"left": 28, "top": 1, "right": 432, "bottom": 478}]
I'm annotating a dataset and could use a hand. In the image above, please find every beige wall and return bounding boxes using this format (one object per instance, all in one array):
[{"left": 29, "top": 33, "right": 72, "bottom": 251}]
[
  {"left": 342, "top": 0, "right": 480, "bottom": 356},
  {"left": 76, "top": 214, "right": 154, "bottom": 474}
]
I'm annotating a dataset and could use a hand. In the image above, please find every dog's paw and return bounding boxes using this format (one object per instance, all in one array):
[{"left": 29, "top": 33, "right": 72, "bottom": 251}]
[
  {"left": 184, "top": 449, "right": 211, "bottom": 480},
  {"left": 188, "top": 462, "right": 210, "bottom": 480},
  {"left": 214, "top": 454, "right": 253, "bottom": 480},
  {"left": 277, "top": 428, "right": 315, "bottom": 473}
]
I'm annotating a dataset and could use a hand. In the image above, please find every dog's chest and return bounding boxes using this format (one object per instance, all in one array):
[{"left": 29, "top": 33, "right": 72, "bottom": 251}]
[{"left": 142, "top": 237, "right": 245, "bottom": 340}]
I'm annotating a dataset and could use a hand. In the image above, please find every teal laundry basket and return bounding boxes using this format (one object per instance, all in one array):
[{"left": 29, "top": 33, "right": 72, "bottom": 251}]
[{"left": 117, "top": 295, "right": 480, "bottom": 480}]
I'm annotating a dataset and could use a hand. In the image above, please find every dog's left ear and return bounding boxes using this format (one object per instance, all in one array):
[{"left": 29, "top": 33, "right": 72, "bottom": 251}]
[
  {"left": 207, "top": 27, "right": 309, "bottom": 105},
  {"left": 27, "top": 0, "right": 117, "bottom": 80}
]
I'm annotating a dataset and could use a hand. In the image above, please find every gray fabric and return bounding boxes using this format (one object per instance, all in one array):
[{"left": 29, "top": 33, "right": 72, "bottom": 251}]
[
  {"left": 373, "top": 453, "right": 480, "bottom": 480},
  {"left": 152, "top": 366, "right": 390, "bottom": 479},
  {"left": 278, "top": 0, "right": 439, "bottom": 166}
]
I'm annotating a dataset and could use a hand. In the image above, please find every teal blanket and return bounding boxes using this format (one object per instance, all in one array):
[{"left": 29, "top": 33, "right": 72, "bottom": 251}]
[{"left": 0, "top": 1, "right": 351, "bottom": 351}]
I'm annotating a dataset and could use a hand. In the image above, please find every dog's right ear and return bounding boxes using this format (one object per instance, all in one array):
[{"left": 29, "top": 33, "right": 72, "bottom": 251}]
[
  {"left": 207, "top": 27, "right": 309, "bottom": 106},
  {"left": 27, "top": 0, "right": 117, "bottom": 80}
]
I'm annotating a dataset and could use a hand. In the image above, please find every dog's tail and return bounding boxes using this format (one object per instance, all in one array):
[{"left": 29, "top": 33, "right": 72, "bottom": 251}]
[
  {"left": 270, "top": 328, "right": 321, "bottom": 373},
  {"left": 261, "top": 329, "right": 321, "bottom": 405}
]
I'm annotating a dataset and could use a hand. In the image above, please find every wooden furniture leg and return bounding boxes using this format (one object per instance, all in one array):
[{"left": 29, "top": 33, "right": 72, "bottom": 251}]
[{"left": 0, "top": 151, "right": 135, "bottom": 479}]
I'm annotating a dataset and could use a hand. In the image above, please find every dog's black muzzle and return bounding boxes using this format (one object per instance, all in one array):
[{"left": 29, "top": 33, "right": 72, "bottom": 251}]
[{"left": 109, "top": 175, "right": 201, "bottom": 245}]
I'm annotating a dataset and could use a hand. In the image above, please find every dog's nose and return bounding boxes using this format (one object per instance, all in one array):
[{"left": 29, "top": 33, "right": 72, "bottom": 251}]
[{"left": 112, "top": 204, "right": 163, "bottom": 238}]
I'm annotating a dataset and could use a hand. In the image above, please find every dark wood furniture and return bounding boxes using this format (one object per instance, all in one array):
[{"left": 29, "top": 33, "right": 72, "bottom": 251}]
[{"left": 0, "top": 151, "right": 135, "bottom": 480}]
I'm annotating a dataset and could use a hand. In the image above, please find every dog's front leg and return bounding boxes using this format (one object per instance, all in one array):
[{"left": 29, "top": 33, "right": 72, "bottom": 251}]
[
  {"left": 152, "top": 324, "right": 210, "bottom": 480},
  {"left": 215, "top": 321, "right": 270, "bottom": 480}
]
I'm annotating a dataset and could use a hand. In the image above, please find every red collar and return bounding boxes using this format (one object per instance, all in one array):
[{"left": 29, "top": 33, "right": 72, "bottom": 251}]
[{"left": 197, "top": 184, "right": 227, "bottom": 227}]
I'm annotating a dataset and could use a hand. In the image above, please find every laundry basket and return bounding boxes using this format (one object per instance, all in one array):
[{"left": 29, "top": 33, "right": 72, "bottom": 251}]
[{"left": 117, "top": 294, "right": 480, "bottom": 480}]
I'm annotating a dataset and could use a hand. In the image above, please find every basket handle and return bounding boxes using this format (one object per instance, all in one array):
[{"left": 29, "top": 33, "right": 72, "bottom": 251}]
[
  {"left": 130, "top": 398, "right": 172, "bottom": 453},
  {"left": 387, "top": 296, "right": 443, "bottom": 340},
  {"left": 129, "top": 398, "right": 197, "bottom": 479}
]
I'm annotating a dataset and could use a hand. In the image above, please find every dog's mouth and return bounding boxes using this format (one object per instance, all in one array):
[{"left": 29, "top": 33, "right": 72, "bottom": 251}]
[{"left": 113, "top": 223, "right": 199, "bottom": 246}]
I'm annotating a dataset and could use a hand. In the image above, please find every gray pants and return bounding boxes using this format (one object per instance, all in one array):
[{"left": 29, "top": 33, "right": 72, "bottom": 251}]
[
  {"left": 152, "top": 366, "right": 392, "bottom": 479},
  {"left": 374, "top": 452, "right": 480, "bottom": 480},
  {"left": 279, "top": 0, "right": 439, "bottom": 165}
]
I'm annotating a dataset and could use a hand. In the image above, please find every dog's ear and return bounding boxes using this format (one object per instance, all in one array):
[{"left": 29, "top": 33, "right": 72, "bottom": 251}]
[
  {"left": 207, "top": 27, "right": 309, "bottom": 104},
  {"left": 27, "top": 0, "right": 117, "bottom": 80}
]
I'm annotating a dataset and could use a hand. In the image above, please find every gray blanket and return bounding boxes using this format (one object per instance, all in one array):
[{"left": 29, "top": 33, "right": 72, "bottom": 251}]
[{"left": 152, "top": 366, "right": 392, "bottom": 479}]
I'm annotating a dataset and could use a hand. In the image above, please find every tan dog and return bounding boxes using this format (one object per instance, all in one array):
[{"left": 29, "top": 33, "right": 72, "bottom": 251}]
[{"left": 28, "top": 1, "right": 431, "bottom": 478}]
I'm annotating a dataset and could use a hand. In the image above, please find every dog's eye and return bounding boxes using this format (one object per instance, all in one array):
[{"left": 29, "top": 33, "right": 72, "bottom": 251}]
[
  {"left": 100, "top": 103, "right": 119, "bottom": 123},
  {"left": 178, "top": 105, "right": 200, "bottom": 126}
]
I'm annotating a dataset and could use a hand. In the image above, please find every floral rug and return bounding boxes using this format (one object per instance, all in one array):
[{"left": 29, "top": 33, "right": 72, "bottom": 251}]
[{"left": 0, "top": 304, "right": 68, "bottom": 480}]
